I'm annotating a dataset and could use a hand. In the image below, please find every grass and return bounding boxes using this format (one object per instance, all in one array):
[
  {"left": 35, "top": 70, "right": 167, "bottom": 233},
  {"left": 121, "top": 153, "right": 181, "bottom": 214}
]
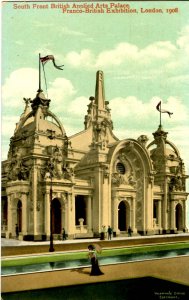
[{"left": 1, "top": 242, "right": 189, "bottom": 268}]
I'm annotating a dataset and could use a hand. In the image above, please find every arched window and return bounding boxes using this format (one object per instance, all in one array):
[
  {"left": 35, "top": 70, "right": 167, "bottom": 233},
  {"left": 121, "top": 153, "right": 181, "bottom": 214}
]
[{"left": 116, "top": 162, "right": 126, "bottom": 174}]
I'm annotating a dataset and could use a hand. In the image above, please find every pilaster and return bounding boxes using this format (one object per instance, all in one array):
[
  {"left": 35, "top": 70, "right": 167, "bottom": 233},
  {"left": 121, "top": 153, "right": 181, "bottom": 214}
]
[
  {"left": 131, "top": 197, "right": 137, "bottom": 234},
  {"left": 170, "top": 201, "right": 177, "bottom": 232},
  {"left": 45, "top": 192, "right": 50, "bottom": 237},
  {"left": 22, "top": 193, "right": 28, "bottom": 235},
  {"left": 32, "top": 164, "right": 38, "bottom": 235},
  {"left": 6, "top": 195, "right": 13, "bottom": 238},
  {"left": 158, "top": 200, "right": 162, "bottom": 230},
  {"left": 113, "top": 196, "right": 119, "bottom": 233},
  {"left": 87, "top": 195, "right": 92, "bottom": 232}
]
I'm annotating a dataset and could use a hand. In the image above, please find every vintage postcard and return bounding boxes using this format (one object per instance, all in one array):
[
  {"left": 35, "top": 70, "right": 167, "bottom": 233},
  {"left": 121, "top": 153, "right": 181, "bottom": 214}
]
[{"left": 1, "top": 0, "right": 189, "bottom": 299}]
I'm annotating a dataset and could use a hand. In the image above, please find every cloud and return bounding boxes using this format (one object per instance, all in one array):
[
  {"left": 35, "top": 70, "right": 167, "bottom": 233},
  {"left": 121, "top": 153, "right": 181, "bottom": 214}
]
[
  {"left": 2, "top": 68, "right": 38, "bottom": 108},
  {"left": 177, "top": 25, "right": 189, "bottom": 55},
  {"left": 60, "top": 26, "right": 85, "bottom": 36},
  {"left": 48, "top": 77, "right": 77, "bottom": 112},
  {"left": 65, "top": 40, "right": 177, "bottom": 71},
  {"left": 139, "top": 41, "right": 176, "bottom": 63},
  {"left": 68, "top": 96, "right": 89, "bottom": 115},
  {"left": 1, "top": 116, "right": 19, "bottom": 138},
  {"left": 110, "top": 95, "right": 189, "bottom": 128},
  {"left": 2, "top": 67, "right": 77, "bottom": 110},
  {"left": 66, "top": 49, "right": 94, "bottom": 68},
  {"left": 96, "top": 43, "right": 138, "bottom": 67},
  {"left": 63, "top": 30, "right": 189, "bottom": 85}
]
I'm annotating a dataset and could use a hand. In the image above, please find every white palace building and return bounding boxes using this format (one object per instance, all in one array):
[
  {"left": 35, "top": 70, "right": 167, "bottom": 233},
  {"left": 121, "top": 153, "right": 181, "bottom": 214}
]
[{"left": 1, "top": 70, "right": 188, "bottom": 240}]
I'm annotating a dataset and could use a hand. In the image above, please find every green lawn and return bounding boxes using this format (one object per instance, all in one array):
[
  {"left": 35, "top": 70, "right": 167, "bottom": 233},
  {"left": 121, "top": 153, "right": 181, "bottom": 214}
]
[{"left": 2, "top": 242, "right": 189, "bottom": 268}]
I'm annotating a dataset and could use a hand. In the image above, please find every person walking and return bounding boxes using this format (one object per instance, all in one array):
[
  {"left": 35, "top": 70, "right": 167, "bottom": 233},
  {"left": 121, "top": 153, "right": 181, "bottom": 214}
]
[
  {"left": 107, "top": 225, "right": 113, "bottom": 240},
  {"left": 15, "top": 224, "right": 19, "bottom": 239},
  {"left": 88, "top": 244, "right": 104, "bottom": 276},
  {"left": 62, "top": 228, "right": 67, "bottom": 240},
  {"left": 128, "top": 226, "right": 132, "bottom": 237}
]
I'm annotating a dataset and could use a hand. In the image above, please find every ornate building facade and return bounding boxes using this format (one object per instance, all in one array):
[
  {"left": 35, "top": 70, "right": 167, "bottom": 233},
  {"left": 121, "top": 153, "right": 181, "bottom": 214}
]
[{"left": 1, "top": 71, "right": 188, "bottom": 240}]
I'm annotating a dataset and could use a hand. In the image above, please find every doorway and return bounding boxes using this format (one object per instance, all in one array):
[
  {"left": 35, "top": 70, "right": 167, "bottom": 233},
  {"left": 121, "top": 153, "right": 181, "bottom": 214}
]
[
  {"left": 118, "top": 201, "right": 130, "bottom": 231},
  {"left": 52, "top": 198, "right": 61, "bottom": 234},
  {"left": 175, "top": 203, "right": 182, "bottom": 231}
]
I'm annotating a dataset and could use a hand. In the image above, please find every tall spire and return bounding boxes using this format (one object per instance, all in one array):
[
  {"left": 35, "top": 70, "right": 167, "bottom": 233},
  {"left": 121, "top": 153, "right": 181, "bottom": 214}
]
[{"left": 95, "top": 70, "right": 105, "bottom": 111}]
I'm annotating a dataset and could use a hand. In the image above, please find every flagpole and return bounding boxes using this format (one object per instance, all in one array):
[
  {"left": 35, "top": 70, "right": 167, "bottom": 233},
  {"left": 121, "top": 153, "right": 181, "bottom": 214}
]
[
  {"left": 38, "top": 53, "right": 41, "bottom": 92},
  {"left": 160, "top": 101, "right": 162, "bottom": 127}
]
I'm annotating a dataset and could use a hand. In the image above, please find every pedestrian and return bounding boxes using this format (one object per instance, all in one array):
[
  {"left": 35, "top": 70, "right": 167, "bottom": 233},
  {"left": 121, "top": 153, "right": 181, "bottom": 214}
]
[
  {"left": 62, "top": 228, "right": 67, "bottom": 240},
  {"left": 107, "top": 225, "right": 113, "bottom": 240},
  {"left": 128, "top": 226, "right": 132, "bottom": 237},
  {"left": 15, "top": 224, "right": 19, "bottom": 239},
  {"left": 88, "top": 244, "right": 104, "bottom": 276}
]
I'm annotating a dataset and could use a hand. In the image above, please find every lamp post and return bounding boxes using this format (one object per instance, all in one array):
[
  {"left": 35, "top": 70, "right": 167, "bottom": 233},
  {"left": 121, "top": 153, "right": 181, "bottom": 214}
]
[{"left": 49, "top": 162, "right": 54, "bottom": 252}]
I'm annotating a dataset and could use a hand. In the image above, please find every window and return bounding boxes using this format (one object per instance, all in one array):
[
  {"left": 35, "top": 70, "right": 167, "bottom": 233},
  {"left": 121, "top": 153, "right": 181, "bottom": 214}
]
[{"left": 116, "top": 162, "right": 126, "bottom": 174}]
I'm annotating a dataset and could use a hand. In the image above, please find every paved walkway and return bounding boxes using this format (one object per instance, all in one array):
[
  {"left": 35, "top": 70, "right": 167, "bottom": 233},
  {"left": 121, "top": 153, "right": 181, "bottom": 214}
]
[
  {"left": 2, "top": 233, "right": 189, "bottom": 256},
  {"left": 2, "top": 233, "right": 189, "bottom": 247}
]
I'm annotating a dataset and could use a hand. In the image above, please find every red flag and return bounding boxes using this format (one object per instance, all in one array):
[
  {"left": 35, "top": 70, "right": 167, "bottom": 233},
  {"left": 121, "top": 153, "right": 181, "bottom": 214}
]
[
  {"left": 156, "top": 101, "right": 173, "bottom": 117},
  {"left": 40, "top": 55, "right": 64, "bottom": 70}
]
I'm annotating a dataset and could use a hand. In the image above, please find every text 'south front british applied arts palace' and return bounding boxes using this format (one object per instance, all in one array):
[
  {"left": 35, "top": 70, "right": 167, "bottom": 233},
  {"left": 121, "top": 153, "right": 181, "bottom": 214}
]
[{"left": 1, "top": 70, "right": 188, "bottom": 241}]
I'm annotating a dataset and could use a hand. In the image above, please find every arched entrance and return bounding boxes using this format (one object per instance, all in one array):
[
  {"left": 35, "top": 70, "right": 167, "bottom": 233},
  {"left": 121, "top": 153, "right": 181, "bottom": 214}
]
[
  {"left": 175, "top": 203, "right": 182, "bottom": 231},
  {"left": 118, "top": 201, "right": 130, "bottom": 232},
  {"left": 52, "top": 198, "right": 61, "bottom": 234},
  {"left": 17, "top": 200, "right": 22, "bottom": 232}
]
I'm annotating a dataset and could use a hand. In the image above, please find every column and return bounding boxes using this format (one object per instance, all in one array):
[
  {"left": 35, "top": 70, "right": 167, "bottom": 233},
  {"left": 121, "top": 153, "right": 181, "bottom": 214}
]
[
  {"left": 87, "top": 196, "right": 92, "bottom": 232},
  {"left": 45, "top": 192, "right": 50, "bottom": 237},
  {"left": 6, "top": 195, "right": 13, "bottom": 238},
  {"left": 67, "top": 192, "right": 75, "bottom": 235},
  {"left": 183, "top": 201, "right": 187, "bottom": 231},
  {"left": 158, "top": 200, "right": 162, "bottom": 229},
  {"left": 64, "top": 201, "right": 68, "bottom": 232},
  {"left": 113, "top": 197, "right": 118, "bottom": 233},
  {"left": 61, "top": 192, "right": 68, "bottom": 231},
  {"left": 163, "top": 181, "right": 169, "bottom": 232},
  {"left": 32, "top": 165, "right": 38, "bottom": 236},
  {"left": 170, "top": 201, "right": 176, "bottom": 231},
  {"left": 22, "top": 193, "right": 28, "bottom": 236},
  {"left": 131, "top": 197, "right": 137, "bottom": 234}
]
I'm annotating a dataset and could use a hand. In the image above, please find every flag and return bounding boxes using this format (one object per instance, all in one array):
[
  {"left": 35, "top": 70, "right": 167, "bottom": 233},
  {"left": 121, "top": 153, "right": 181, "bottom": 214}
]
[
  {"left": 156, "top": 101, "right": 173, "bottom": 117},
  {"left": 40, "top": 55, "right": 64, "bottom": 70}
]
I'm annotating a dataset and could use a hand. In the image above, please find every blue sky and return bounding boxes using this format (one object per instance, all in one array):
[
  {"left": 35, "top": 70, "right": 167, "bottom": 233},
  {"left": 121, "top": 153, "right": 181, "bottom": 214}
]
[{"left": 2, "top": 1, "right": 189, "bottom": 224}]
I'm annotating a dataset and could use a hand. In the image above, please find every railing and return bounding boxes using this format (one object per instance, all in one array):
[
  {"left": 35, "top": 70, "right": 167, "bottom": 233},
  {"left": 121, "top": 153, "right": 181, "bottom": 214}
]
[{"left": 75, "top": 225, "right": 88, "bottom": 233}]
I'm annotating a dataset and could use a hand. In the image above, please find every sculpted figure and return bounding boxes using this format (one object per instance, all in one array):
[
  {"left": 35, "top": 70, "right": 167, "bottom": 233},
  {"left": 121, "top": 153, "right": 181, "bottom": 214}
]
[{"left": 53, "top": 147, "right": 63, "bottom": 179}]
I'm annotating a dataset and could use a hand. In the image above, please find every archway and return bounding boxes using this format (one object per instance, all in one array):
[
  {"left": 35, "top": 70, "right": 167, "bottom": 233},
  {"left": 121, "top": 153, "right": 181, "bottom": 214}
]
[
  {"left": 118, "top": 201, "right": 130, "bottom": 232},
  {"left": 17, "top": 200, "right": 22, "bottom": 233},
  {"left": 52, "top": 198, "right": 61, "bottom": 234},
  {"left": 175, "top": 203, "right": 182, "bottom": 231}
]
